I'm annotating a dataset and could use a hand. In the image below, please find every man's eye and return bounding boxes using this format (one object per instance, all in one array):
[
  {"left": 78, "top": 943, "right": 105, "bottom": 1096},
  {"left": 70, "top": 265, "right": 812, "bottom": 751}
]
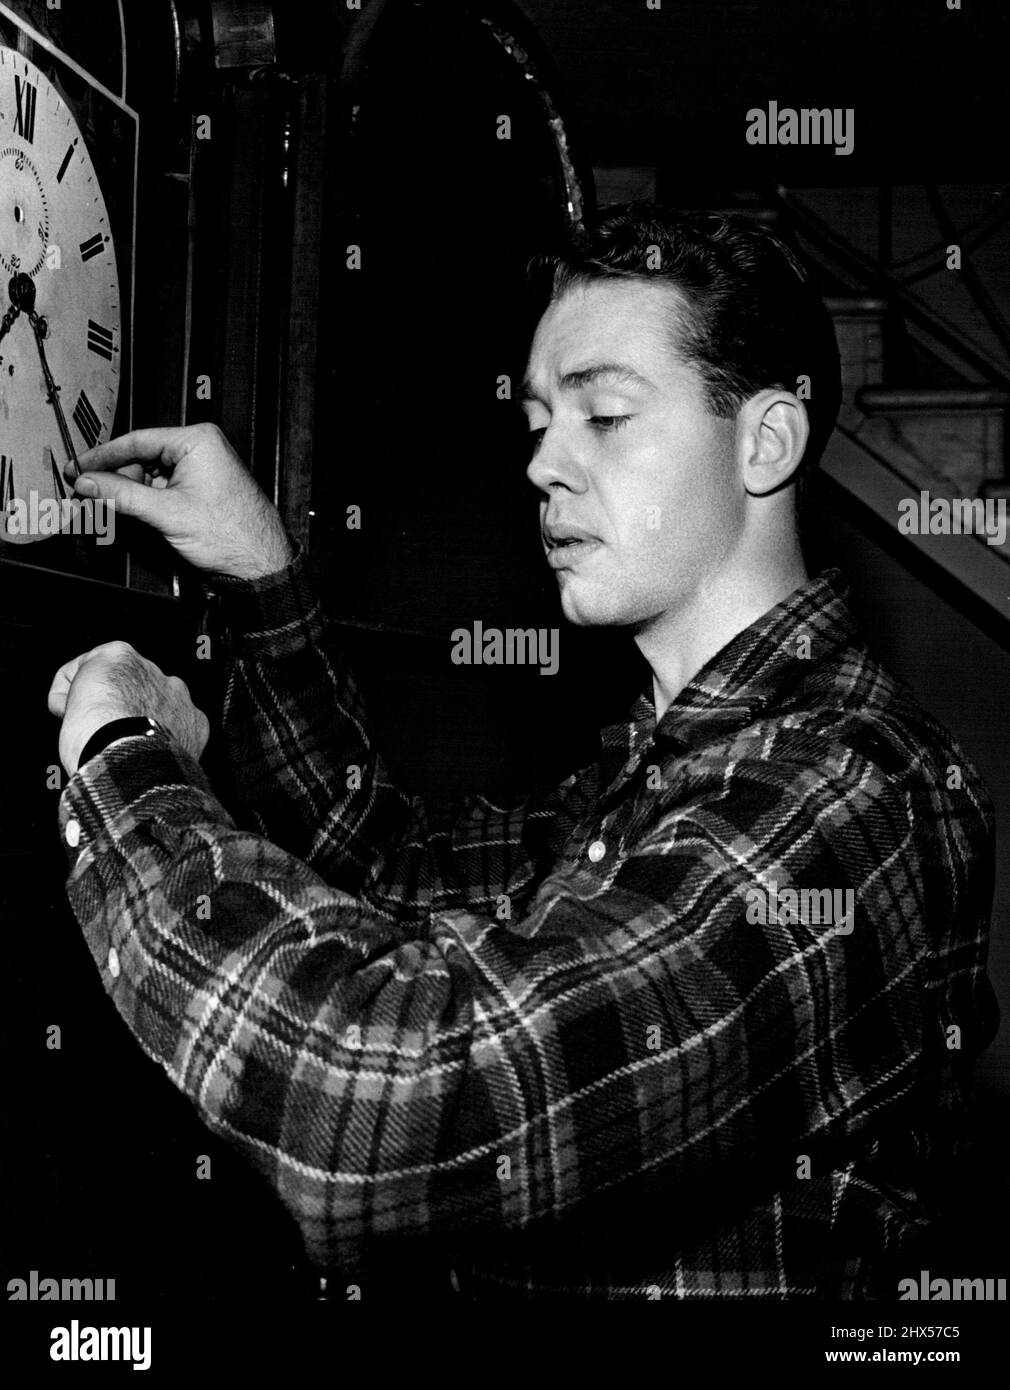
[
  {"left": 528, "top": 427, "right": 547, "bottom": 453},
  {"left": 589, "top": 415, "right": 631, "bottom": 432}
]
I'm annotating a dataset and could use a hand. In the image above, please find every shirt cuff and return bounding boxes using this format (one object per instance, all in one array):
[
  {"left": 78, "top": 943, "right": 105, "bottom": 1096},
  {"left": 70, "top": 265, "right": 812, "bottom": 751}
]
[
  {"left": 58, "top": 729, "right": 232, "bottom": 866},
  {"left": 199, "top": 542, "right": 329, "bottom": 658}
]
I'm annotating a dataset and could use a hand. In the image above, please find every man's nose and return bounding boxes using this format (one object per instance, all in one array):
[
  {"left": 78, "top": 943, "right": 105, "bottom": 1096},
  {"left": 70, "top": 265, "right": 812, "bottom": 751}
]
[{"left": 525, "top": 426, "right": 586, "bottom": 493}]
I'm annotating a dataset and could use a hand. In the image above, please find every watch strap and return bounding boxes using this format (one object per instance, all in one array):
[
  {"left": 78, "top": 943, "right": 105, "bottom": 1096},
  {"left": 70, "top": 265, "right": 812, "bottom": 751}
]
[{"left": 78, "top": 716, "right": 167, "bottom": 771}]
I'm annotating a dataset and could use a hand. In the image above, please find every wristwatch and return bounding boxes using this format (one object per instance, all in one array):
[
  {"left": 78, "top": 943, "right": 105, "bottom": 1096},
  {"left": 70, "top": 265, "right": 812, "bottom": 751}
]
[{"left": 77, "top": 717, "right": 171, "bottom": 772}]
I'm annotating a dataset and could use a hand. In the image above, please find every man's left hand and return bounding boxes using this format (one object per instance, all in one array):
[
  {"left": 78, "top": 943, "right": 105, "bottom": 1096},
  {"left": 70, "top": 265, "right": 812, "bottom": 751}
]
[{"left": 48, "top": 641, "right": 211, "bottom": 777}]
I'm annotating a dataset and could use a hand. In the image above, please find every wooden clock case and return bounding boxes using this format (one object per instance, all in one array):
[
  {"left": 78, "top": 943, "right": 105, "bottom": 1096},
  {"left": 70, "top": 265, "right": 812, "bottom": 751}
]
[{"left": 2, "top": 0, "right": 614, "bottom": 1297}]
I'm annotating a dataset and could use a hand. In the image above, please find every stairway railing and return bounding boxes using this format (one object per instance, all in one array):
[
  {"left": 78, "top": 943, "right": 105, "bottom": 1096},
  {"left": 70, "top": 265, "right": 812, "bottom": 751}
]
[{"left": 771, "top": 183, "right": 1010, "bottom": 390}]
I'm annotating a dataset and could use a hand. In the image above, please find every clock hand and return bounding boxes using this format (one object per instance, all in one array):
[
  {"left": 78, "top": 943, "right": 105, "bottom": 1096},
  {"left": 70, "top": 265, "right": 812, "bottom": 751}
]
[
  {"left": 0, "top": 299, "right": 19, "bottom": 347},
  {"left": 9, "top": 273, "right": 81, "bottom": 480}
]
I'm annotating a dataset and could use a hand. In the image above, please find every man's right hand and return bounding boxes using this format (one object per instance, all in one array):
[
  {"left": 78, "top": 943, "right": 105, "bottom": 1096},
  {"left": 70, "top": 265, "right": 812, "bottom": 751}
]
[{"left": 69, "top": 423, "right": 295, "bottom": 580}]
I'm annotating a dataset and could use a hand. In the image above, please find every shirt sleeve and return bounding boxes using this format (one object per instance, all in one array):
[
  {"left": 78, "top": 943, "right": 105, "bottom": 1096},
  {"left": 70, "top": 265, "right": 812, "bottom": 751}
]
[
  {"left": 57, "top": 730, "right": 950, "bottom": 1273},
  {"left": 201, "top": 546, "right": 579, "bottom": 924}
]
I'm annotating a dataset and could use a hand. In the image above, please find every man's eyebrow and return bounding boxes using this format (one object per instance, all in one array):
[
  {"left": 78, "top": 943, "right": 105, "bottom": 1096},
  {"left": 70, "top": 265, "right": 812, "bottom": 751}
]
[{"left": 519, "top": 362, "right": 657, "bottom": 403}]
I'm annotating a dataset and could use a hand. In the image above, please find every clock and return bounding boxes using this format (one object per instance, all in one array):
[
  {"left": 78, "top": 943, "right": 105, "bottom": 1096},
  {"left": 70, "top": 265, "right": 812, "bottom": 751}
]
[
  {"left": 1, "top": 47, "right": 122, "bottom": 538},
  {"left": 0, "top": 1, "right": 135, "bottom": 563}
]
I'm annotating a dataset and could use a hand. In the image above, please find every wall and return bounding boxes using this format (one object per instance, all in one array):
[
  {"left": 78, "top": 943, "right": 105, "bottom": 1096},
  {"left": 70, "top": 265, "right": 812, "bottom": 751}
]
[{"left": 814, "top": 477, "right": 1009, "bottom": 1104}]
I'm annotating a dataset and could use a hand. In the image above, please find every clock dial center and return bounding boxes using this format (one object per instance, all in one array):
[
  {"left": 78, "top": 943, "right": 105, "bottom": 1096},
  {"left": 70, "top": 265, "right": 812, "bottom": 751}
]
[
  {"left": 0, "top": 145, "right": 50, "bottom": 277},
  {"left": 9, "top": 271, "right": 36, "bottom": 313}
]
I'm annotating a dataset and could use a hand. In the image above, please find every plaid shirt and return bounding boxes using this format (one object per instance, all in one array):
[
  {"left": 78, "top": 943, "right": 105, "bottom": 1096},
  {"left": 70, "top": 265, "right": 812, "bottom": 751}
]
[{"left": 58, "top": 552, "right": 998, "bottom": 1299}]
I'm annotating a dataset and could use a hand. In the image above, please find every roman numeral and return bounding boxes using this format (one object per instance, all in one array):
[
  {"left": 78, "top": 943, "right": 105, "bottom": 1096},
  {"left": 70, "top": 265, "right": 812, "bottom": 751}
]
[
  {"left": 57, "top": 139, "right": 77, "bottom": 184},
  {"left": 1, "top": 454, "right": 14, "bottom": 509},
  {"left": 72, "top": 391, "right": 102, "bottom": 449},
  {"left": 14, "top": 75, "right": 37, "bottom": 143},
  {"left": 87, "top": 319, "right": 115, "bottom": 360},
  {"left": 79, "top": 233, "right": 106, "bottom": 263}
]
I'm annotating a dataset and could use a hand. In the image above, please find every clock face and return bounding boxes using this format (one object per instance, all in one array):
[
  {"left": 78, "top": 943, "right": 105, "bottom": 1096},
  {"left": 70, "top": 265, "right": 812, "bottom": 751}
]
[{"left": 0, "top": 48, "right": 121, "bottom": 544}]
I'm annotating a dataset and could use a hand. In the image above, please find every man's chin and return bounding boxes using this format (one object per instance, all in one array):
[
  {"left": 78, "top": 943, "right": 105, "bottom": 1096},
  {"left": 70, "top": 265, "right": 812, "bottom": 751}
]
[{"left": 559, "top": 585, "right": 630, "bottom": 628}]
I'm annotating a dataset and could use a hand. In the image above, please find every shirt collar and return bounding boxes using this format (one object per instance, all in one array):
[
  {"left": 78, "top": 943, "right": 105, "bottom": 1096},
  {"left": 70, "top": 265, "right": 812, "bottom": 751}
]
[{"left": 608, "top": 568, "right": 859, "bottom": 755}]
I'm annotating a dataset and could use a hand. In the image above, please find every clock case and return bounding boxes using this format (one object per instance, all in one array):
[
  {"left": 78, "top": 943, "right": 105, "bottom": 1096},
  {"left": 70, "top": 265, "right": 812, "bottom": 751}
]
[
  {"left": 2, "top": 0, "right": 615, "bottom": 1299},
  {"left": 0, "top": 0, "right": 320, "bottom": 1302}
]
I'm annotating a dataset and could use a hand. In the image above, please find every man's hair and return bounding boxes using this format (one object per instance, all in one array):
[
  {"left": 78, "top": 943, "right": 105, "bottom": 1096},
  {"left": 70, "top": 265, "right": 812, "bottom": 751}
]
[{"left": 528, "top": 204, "right": 842, "bottom": 481}]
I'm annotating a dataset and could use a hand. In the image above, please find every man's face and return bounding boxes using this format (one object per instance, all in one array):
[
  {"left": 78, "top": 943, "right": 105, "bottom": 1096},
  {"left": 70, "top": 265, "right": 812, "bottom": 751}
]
[{"left": 522, "top": 279, "right": 746, "bottom": 630}]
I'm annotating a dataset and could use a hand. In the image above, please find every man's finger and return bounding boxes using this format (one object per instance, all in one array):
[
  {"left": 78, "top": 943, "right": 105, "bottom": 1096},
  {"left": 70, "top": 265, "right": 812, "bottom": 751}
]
[
  {"left": 115, "top": 463, "right": 147, "bottom": 484},
  {"left": 46, "top": 645, "right": 113, "bottom": 713},
  {"left": 67, "top": 428, "right": 190, "bottom": 479},
  {"left": 47, "top": 658, "right": 82, "bottom": 715},
  {"left": 48, "top": 642, "right": 143, "bottom": 715},
  {"left": 71, "top": 469, "right": 182, "bottom": 530}
]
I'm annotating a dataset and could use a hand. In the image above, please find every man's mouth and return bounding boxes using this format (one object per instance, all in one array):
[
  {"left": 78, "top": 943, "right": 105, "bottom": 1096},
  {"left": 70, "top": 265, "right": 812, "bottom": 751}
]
[
  {"left": 543, "top": 527, "right": 602, "bottom": 566},
  {"left": 543, "top": 523, "right": 597, "bottom": 546}
]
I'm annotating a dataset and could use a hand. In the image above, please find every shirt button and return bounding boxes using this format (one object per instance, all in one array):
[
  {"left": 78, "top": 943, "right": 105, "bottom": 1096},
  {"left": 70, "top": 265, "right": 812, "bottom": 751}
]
[
  {"left": 107, "top": 947, "right": 121, "bottom": 979},
  {"left": 65, "top": 819, "right": 81, "bottom": 848},
  {"left": 448, "top": 1268, "right": 460, "bottom": 1293},
  {"left": 588, "top": 840, "right": 607, "bottom": 863}
]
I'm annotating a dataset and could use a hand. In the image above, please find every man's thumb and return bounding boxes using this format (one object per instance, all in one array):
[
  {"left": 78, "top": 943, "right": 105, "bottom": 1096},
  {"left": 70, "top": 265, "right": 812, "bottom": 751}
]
[{"left": 74, "top": 472, "right": 171, "bottom": 529}]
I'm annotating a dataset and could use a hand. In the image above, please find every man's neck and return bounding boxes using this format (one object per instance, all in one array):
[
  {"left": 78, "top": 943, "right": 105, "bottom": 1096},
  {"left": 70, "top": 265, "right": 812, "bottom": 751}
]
[{"left": 640, "top": 556, "right": 809, "bottom": 724}]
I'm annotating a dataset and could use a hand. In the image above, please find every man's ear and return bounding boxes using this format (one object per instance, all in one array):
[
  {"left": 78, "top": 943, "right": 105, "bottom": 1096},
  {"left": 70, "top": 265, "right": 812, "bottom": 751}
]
[{"left": 737, "top": 390, "right": 809, "bottom": 497}]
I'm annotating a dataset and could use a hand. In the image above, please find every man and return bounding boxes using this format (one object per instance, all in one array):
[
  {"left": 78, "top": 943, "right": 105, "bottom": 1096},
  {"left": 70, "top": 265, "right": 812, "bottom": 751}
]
[{"left": 49, "top": 208, "right": 996, "bottom": 1299}]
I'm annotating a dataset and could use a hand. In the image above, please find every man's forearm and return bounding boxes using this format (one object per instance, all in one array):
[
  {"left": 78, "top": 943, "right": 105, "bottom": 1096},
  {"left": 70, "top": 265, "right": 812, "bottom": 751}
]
[{"left": 204, "top": 545, "right": 416, "bottom": 889}]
